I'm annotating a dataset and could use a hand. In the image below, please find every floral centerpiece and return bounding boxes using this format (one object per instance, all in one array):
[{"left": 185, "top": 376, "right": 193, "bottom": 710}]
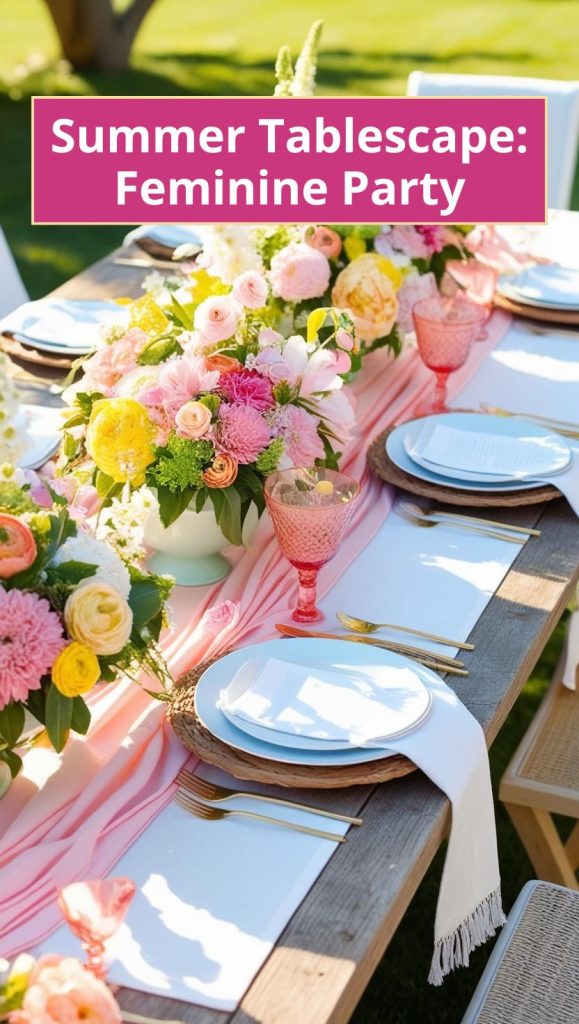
[
  {"left": 59, "top": 279, "right": 356, "bottom": 551},
  {"left": 0, "top": 476, "right": 172, "bottom": 790}
]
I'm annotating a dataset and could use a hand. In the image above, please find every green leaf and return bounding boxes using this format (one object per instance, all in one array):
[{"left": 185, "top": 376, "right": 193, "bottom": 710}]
[
  {"left": 0, "top": 747, "right": 23, "bottom": 779},
  {"left": 75, "top": 391, "right": 104, "bottom": 418},
  {"left": 195, "top": 487, "right": 207, "bottom": 513},
  {"left": 44, "top": 560, "right": 97, "bottom": 586},
  {"left": 156, "top": 485, "right": 196, "bottom": 527},
  {"left": 217, "top": 486, "right": 243, "bottom": 547},
  {"left": 129, "top": 578, "right": 164, "bottom": 630},
  {"left": 63, "top": 432, "right": 79, "bottom": 459},
  {"left": 45, "top": 684, "right": 73, "bottom": 753},
  {"left": 138, "top": 334, "right": 182, "bottom": 365},
  {"left": 0, "top": 703, "right": 25, "bottom": 748},
  {"left": 95, "top": 470, "right": 116, "bottom": 500},
  {"left": 70, "top": 696, "right": 91, "bottom": 735},
  {"left": 169, "top": 294, "right": 194, "bottom": 330},
  {"left": 143, "top": 687, "right": 172, "bottom": 702},
  {"left": 24, "top": 688, "right": 46, "bottom": 724}
]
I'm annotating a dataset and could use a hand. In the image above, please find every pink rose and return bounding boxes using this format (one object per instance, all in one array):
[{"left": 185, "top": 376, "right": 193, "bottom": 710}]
[
  {"left": 10, "top": 955, "right": 121, "bottom": 1024},
  {"left": 175, "top": 401, "right": 213, "bottom": 439},
  {"left": 270, "top": 242, "right": 331, "bottom": 302},
  {"left": 304, "top": 226, "right": 342, "bottom": 259},
  {"left": 199, "top": 600, "right": 240, "bottom": 637},
  {"left": 194, "top": 295, "right": 241, "bottom": 344},
  {"left": 232, "top": 270, "right": 268, "bottom": 309}
]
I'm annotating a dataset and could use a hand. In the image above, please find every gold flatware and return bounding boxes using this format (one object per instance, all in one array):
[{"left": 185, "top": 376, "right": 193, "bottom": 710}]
[
  {"left": 121, "top": 1012, "right": 186, "bottom": 1024},
  {"left": 397, "top": 504, "right": 525, "bottom": 545},
  {"left": 402, "top": 502, "right": 541, "bottom": 538},
  {"left": 275, "top": 624, "right": 469, "bottom": 677},
  {"left": 176, "top": 770, "right": 362, "bottom": 825},
  {"left": 480, "top": 402, "right": 579, "bottom": 438},
  {"left": 336, "top": 611, "right": 474, "bottom": 651},
  {"left": 175, "top": 790, "right": 347, "bottom": 842},
  {"left": 114, "top": 257, "right": 181, "bottom": 270}
]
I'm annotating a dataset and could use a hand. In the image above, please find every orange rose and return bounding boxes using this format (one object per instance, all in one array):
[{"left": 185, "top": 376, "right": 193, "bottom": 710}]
[
  {"left": 204, "top": 354, "right": 243, "bottom": 375},
  {"left": 0, "top": 514, "right": 37, "bottom": 579},
  {"left": 202, "top": 454, "right": 238, "bottom": 488}
]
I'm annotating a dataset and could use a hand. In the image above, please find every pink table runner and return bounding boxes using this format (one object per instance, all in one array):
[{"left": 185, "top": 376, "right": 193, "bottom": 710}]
[{"left": 0, "top": 313, "right": 510, "bottom": 957}]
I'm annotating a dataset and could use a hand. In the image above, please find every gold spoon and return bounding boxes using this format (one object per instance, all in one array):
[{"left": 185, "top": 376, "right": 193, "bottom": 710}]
[{"left": 336, "top": 612, "right": 474, "bottom": 651}]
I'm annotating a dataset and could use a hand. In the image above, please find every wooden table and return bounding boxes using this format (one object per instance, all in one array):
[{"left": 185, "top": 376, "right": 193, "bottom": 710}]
[{"left": 16, "top": 247, "right": 579, "bottom": 1024}]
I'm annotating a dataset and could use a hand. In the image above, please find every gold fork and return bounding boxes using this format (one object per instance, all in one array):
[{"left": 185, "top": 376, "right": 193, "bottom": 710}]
[
  {"left": 402, "top": 502, "right": 541, "bottom": 537},
  {"left": 396, "top": 504, "right": 524, "bottom": 545},
  {"left": 176, "top": 769, "right": 362, "bottom": 825},
  {"left": 480, "top": 402, "right": 579, "bottom": 439},
  {"left": 336, "top": 611, "right": 474, "bottom": 650},
  {"left": 175, "top": 790, "right": 347, "bottom": 842}
]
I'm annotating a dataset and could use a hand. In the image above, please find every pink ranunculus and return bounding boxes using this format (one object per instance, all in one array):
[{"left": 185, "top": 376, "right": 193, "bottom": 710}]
[
  {"left": 175, "top": 401, "right": 213, "bottom": 439},
  {"left": 272, "top": 405, "right": 325, "bottom": 467},
  {"left": 232, "top": 270, "right": 268, "bottom": 309},
  {"left": 141, "top": 354, "right": 220, "bottom": 420},
  {"left": 10, "top": 955, "right": 121, "bottom": 1024},
  {"left": 199, "top": 599, "right": 240, "bottom": 637},
  {"left": 58, "top": 878, "right": 136, "bottom": 945},
  {"left": 0, "top": 515, "right": 37, "bottom": 579},
  {"left": 0, "top": 590, "right": 66, "bottom": 710},
  {"left": 304, "top": 225, "right": 342, "bottom": 259},
  {"left": 335, "top": 327, "right": 355, "bottom": 351},
  {"left": 270, "top": 242, "right": 331, "bottom": 302},
  {"left": 194, "top": 294, "right": 242, "bottom": 344},
  {"left": 216, "top": 404, "right": 271, "bottom": 464},
  {"left": 219, "top": 369, "right": 275, "bottom": 411},
  {"left": 81, "top": 328, "right": 147, "bottom": 396}
]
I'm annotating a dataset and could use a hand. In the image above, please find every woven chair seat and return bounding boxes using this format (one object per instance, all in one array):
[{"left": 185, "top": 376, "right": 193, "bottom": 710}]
[{"left": 462, "top": 881, "right": 579, "bottom": 1023}]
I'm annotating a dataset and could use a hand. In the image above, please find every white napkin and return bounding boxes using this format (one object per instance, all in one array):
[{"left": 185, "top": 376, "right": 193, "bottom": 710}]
[
  {"left": 414, "top": 422, "right": 569, "bottom": 479},
  {"left": 0, "top": 299, "right": 126, "bottom": 351},
  {"left": 562, "top": 607, "right": 579, "bottom": 690},
  {"left": 222, "top": 657, "right": 505, "bottom": 983},
  {"left": 220, "top": 657, "right": 430, "bottom": 745}
]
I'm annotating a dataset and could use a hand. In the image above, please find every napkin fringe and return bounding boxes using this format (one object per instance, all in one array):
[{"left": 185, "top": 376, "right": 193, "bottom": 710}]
[{"left": 428, "top": 886, "right": 506, "bottom": 986}]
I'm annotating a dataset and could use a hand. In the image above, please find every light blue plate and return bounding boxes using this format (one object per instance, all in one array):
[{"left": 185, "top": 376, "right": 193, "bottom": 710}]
[
  {"left": 142, "top": 225, "right": 202, "bottom": 249},
  {"left": 387, "top": 413, "right": 553, "bottom": 493},
  {"left": 194, "top": 638, "right": 441, "bottom": 767}
]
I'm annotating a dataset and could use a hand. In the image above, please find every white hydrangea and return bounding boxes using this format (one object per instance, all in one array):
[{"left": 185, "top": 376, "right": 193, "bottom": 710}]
[
  {"left": 197, "top": 225, "right": 263, "bottom": 283},
  {"left": 51, "top": 533, "right": 132, "bottom": 598}
]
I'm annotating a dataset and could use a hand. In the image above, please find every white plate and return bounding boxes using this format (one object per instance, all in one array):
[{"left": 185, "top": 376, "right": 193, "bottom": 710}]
[
  {"left": 13, "top": 334, "right": 95, "bottom": 357},
  {"left": 18, "top": 404, "right": 62, "bottom": 470},
  {"left": 195, "top": 638, "right": 440, "bottom": 767},
  {"left": 403, "top": 417, "right": 571, "bottom": 484},
  {"left": 498, "top": 265, "right": 579, "bottom": 310},
  {"left": 219, "top": 656, "right": 432, "bottom": 751},
  {"left": 0, "top": 299, "right": 127, "bottom": 355},
  {"left": 387, "top": 413, "right": 562, "bottom": 494}
]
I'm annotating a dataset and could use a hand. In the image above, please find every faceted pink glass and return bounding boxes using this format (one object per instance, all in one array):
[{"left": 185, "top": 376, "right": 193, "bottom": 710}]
[
  {"left": 446, "top": 260, "right": 498, "bottom": 340},
  {"left": 58, "top": 878, "right": 136, "bottom": 979},
  {"left": 412, "top": 296, "right": 484, "bottom": 414},
  {"left": 265, "top": 467, "right": 361, "bottom": 623}
]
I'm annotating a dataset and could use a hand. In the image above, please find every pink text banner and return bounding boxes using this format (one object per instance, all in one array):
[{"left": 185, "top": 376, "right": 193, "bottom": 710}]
[{"left": 32, "top": 96, "right": 546, "bottom": 224}]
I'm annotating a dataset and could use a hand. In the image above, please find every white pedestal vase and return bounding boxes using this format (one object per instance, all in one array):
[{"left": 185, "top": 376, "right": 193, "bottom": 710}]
[{"left": 144, "top": 500, "right": 259, "bottom": 587}]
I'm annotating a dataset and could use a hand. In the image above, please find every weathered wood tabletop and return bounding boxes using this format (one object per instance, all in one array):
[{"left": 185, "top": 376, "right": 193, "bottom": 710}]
[{"left": 19, "top": 246, "right": 579, "bottom": 1024}]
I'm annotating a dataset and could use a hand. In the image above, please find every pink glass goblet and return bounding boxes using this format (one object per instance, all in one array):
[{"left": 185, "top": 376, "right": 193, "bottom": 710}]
[
  {"left": 58, "top": 877, "right": 136, "bottom": 979},
  {"left": 265, "top": 467, "right": 361, "bottom": 624},
  {"left": 446, "top": 259, "right": 498, "bottom": 340},
  {"left": 412, "top": 296, "right": 484, "bottom": 414}
]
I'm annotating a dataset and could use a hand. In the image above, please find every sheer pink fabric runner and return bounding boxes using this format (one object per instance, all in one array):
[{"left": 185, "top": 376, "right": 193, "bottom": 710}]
[{"left": 0, "top": 312, "right": 510, "bottom": 957}]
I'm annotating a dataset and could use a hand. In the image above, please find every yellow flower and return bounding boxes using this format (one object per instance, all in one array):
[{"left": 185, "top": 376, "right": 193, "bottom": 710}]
[
  {"left": 332, "top": 253, "right": 399, "bottom": 343},
  {"left": 64, "top": 579, "right": 133, "bottom": 656},
  {"left": 128, "top": 293, "right": 169, "bottom": 336},
  {"left": 52, "top": 641, "right": 100, "bottom": 697},
  {"left": 375, "top": 254, "right": 404, "bottom": 292},
  {"left": 87, "top": 398, "right": 155, "bottom": 486},
  {"left": 344, "top": 235, "right": 366, "bottom": 261}
]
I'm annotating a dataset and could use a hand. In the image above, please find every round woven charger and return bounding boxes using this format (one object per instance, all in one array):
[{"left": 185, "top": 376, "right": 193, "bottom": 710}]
[
  {"left": 367, "top": 426, "right": 560, "bottom": 509},
  {"left": 494, "top": 292, "right": 579, "bottom": 325},
  {"left": 168, "top": 654, "right": 416, "bottom": 789},
  {"left": 1, "top": 334, "right": 74, "bottom": 370}
]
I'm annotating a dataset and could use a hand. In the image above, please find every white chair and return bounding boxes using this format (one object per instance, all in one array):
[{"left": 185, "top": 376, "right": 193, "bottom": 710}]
[
  {"left": 0, "top": 228, "right": 29, "bottom": 318},
  {"left": 407, "top": 72, "right": 579, "bottom": 209}
]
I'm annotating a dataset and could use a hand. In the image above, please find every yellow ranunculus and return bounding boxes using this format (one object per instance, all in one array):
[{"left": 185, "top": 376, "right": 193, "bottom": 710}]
[
  {"left": 86, "top": 397, "right": 155, "bottom": 486},
  {"left": 332, "top": 253, "right": 399, "bottom": 344},
  {"left": 64, "top": 579, "right": 133, "bottom": 656},
  {"left": 52, "top": 641, "right": 101, "bottom": 697}
]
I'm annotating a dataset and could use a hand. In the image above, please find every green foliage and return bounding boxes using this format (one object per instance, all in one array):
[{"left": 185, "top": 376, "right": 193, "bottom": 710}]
[
  {"left": 5, "top": 507, "right": 77, "bottom": 591},
  {"left": 256, "top": 437, "right": 285, "bottom": 475},
  {"left": 138, "top": 331, "right": 183, "bottom": 365},
  {"left": 70, "top": 696, "right": 91, "bottom": 735},
  {"left": 0, "top": 481, "right": 34, "bottom": 514},
  {"left": 149, "top": 435, "right": 214, "bottom": 493},
  {"left": 0, "top": 962, "right": 30, "bottom": 1016},
  {"left": 0, "top": 702, "right": 25, "bottom": 749},
  {"left": 44, "top": 683, "right": 72, "bottom": 752},
  {"left": 44, "top": 559, "right": 97, "bottom": 587}
]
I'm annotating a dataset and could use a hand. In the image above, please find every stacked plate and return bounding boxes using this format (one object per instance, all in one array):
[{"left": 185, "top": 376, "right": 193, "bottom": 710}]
[
  {"left": 123, "top": 224, "right": 203, "bottom": 260},
  {"left": 17, "top": 404, "right": 63, "bottom": 470},
  {"left": 194, "top": 637, "right": 436, "bottom": 768},
  {"left": 497, "top": 264, "right": 579, "bottom": 313},
  {"left": 0, "top": 299, "right": 128, "bottom": 358},
  {"left": 387, "top": 412, "right": 575, "bottom": 499}
]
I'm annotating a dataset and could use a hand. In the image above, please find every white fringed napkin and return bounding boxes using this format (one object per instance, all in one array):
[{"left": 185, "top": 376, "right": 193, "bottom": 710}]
[{"left": 223, "top": 659, "right": 505, "bottom": 984}]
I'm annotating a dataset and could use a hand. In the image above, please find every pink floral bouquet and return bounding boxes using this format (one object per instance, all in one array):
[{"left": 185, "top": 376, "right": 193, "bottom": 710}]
[
  {"left": 0, "top": 478, "right": 172, "bottom": 787},
  {"left": 59, "top": 280, "right": 356, "bottom": 540}
]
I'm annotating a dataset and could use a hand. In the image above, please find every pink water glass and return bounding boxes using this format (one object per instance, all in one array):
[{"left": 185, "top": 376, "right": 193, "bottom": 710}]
[
  {"left": 446, "top": 259, "right": 498, "bottom": 339},
  {"left": 412, "top": 296, "right": 484, "bottom": 414},
  {"left": 58, "top": 878, "right": 136, "bottom": 979},
  {"left": 265, "top": 467, "right": 361, "bottom": 624}
]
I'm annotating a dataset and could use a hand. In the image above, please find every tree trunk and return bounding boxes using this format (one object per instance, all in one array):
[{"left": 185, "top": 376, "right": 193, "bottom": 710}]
[{"left": 43, "top": 0, "right": 158, "bottom": 71}]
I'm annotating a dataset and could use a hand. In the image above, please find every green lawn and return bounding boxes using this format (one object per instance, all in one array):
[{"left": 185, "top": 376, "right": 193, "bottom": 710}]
[{"left": 1, "top": 3, "right": 577, "bottom": 1021}]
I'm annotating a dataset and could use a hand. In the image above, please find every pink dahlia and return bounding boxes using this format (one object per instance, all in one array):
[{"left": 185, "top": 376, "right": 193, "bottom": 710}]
[
  {"left": 0, "top": 590, "right": 66, "bottom": 710},
  {"left": 216, "top": 404, "right": 271, "bottom": 464},
  {"left": 416, "top": 225, "right": 447, "bottom": 254},
  {"left": 272, "top": 405, "right": 325, "bottom": 466},
  {"left": 270, "top": 242, "right": 331, "bottom": 302},
  {"left": 219, "top": 369, "right": 275, "bottom": 411}
]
